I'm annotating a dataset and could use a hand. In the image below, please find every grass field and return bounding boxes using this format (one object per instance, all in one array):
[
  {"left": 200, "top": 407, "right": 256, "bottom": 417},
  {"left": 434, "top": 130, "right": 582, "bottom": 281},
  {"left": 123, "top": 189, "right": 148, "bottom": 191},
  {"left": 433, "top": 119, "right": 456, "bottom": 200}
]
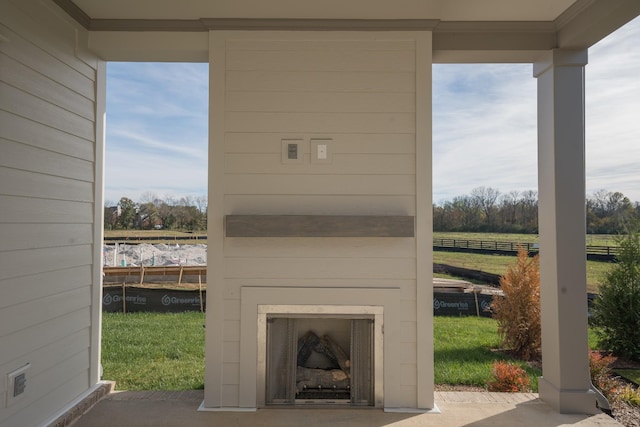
[
  {"left": 434, "top": 231, "right": 622, "bottom": 247},
  {"left": 615, "top": 369, "right": 640, "bottom": 386},
  {"left": 104, "top": 229, "right": 206, "bottom": 244},
  {"left": 102, "top": 312, "right": 205, "bottom": 390},
  {"left": 434, "top": 251, "right": 611, "bottom": 293},
  {"left": 102, "top": 312, "right": 544, "bottom": 392},
  {"left": 434, "top": 316, "right": 540, "bottom": 391}
]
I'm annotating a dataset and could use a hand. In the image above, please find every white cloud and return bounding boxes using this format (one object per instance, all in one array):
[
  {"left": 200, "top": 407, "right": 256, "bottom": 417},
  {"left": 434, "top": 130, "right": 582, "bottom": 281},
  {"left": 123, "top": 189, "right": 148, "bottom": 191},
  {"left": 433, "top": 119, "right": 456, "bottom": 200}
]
[
  {"left": 105, "top": 62, "right": 208, "bottom": 203},
  {"left": 433, "top": 63, "right": 537, "bottom": 203},
  {"left": 586, "top": 16, "right": 640, "bottom": 202},
  {"left": 432, "top": 17, "right": 640, "bottom": 203},
  {"left": 104, "top": 18, "right": 640, "bottom": 205}
]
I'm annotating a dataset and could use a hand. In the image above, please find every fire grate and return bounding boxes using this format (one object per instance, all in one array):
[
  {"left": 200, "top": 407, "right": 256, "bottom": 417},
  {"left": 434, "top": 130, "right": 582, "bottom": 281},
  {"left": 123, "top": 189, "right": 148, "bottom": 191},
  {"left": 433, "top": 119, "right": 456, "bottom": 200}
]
[{"left": 266, "top": 316, "right": 373, "bottom": 406}]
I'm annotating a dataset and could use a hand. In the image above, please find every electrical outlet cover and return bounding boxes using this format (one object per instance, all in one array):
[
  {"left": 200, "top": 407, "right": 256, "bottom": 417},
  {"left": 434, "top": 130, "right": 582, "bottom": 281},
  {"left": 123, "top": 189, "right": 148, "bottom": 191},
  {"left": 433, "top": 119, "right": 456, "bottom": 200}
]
[{"left": 311, "top": 138, "right": 333, "bottom": 164}]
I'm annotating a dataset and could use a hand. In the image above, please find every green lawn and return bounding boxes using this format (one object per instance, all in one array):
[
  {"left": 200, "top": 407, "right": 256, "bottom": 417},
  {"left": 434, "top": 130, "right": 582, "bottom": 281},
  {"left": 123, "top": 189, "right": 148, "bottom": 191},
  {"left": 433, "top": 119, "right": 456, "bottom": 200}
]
[
  {"left": 434, "top": 316, "right": 540, "bottom": 391},
  {"left": 102, "top": 312, "right": 205, "bottom": 390},
  {"left": 614, "top": 369, "right": 640, "bottom": 386},
  {"left": 434, "top": 250, "right": 611, "bottom": 293},
  {"left": 434, "top": 232, "right": 621, "bottom": 247},
  {"left": 102, "top": 312, "right": 542, "bottom": 392}
]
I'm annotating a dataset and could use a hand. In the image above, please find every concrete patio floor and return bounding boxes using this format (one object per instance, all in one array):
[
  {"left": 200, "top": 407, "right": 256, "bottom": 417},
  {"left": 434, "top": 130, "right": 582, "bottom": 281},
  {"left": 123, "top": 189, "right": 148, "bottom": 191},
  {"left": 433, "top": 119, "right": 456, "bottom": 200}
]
[{"left": 71, "top": 389, "right": 621, "bottom": 427}]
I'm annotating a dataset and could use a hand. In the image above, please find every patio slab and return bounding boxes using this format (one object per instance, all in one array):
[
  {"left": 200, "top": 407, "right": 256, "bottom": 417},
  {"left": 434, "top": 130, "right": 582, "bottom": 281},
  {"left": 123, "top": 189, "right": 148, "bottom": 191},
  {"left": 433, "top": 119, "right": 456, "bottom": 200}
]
[{"left": 71, "top": 390, "right": 620, "bottom": 427}]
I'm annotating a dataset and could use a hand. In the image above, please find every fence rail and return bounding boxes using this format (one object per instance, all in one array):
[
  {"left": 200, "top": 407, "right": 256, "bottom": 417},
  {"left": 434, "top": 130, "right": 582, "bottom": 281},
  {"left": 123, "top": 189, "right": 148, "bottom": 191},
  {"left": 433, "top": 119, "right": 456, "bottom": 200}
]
[
  {"left": 433, "top": 238, "right": 619, "bottom": 261},
  {"left": 104, "top": 234, "right": 207, "bottom": 242}
]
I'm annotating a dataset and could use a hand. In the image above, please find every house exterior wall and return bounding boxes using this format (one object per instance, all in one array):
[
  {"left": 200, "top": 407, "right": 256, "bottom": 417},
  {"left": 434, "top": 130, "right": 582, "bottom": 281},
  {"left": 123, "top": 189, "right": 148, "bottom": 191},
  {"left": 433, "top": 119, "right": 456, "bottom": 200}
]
[
  {"left": 205, "top": 31, "right": 433, "bottom": 410},
  {"left": 0, "top": 1, "right": 103, "bottom": 426}
]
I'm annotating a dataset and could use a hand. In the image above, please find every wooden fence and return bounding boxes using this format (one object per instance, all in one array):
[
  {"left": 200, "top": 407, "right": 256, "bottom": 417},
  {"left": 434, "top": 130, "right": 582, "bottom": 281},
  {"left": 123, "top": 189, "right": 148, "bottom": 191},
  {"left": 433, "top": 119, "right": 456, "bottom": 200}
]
[{"left": 433, "top": 238, "right": 619, "bottom": 261}]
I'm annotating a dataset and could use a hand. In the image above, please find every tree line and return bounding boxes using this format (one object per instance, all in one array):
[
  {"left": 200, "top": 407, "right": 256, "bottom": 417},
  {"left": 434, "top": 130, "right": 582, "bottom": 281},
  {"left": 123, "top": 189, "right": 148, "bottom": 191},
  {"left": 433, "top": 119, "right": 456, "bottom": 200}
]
[
  {"left": 105, "top": 193, "right": 207, "bottom": 231},
  {"left": 105, "top": 187, "right": 639, "bottom": 235},
  {"left": 434, "top": 187, "right": 640, "bottom": 235}
]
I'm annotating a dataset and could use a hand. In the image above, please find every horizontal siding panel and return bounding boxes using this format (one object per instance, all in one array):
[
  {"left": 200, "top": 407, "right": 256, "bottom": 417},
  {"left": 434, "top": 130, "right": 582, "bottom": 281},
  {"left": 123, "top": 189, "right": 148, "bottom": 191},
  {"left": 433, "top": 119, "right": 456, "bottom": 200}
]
[
  {"left": 401, "top": 364, "right": 417, "bottom": 386},
  {"left": 400, "top": 299, "right": 418, "bottom": 321},
  {"left": 223, "top": 341, "right": 240, "bottom": 363},
  {"left": 222, "top": 385, "right": 239, "bottom": 407},
  {"left": 0, "top": 167, "right": 93, "bottom": 202},
  {"left": 226, "top": 91, "right": 415, "bottom": 113},
  {"left": 399, "top": 342, "right": 417, "bottom": 364},
  {"left": 225, "top": 175, "right": 415, "bottom": 196},
  {"left": 0, "top": 23, "right": 95, "bottom": 100},
  {"left": 224, "top": 300, "right": 241, "bottom": 321},
  {"left": 0, "top": 265, "right": 92, "bottom": 309},
  {"left": 0, "top": 286, "right": 91, "bottom": 337},
  {"left": 226, "top": 49, "right": 415, "bottom": 72},
  {"left": 225, "top": 278, "right": 414, "bottom": 293},
  {"left": 0, "top": 3, "right": 95, "bottom": 80},
  {"left": 223, "top": 363, "right": 240, "bottom": 385},
  {"left": 25, "top": 352, "right": 90, "bottom": 419},
  {"left": 225, "top": 194, "right": 415, "bottom": 215},
  {"left": 225, "top": 112, "right": 415, "bottom": 134},
  {"left": 0, "top": 328, "right": 89, "bottom": 388},
  {"left": 224, "top": 320, "right": 240, "bottom": 342},
  {"left": 227, "top": 71, "right": 415, "bottom": 93},
  {"left": 226, "top": 40, "right": 415, "bottom": 52},
  {"left": 0, "top": 195, "right": 93, "bottom": 223},
  {"left": 225, "top": 153, "right": 415, "bottom": 175},
  {"left": 0, "top": 138, "right": 94, "bottom": 182},
  {"left": 1, "top": 307, "right": 90, "bottom": 370},
  {"left": 0, "top": 223, "right": 93, "bottom": 252},
  {"left": 225, "top": 133, "right": 415, "bottom": 154},
  {"left": 224, "top": 237, "right": 416, "bottom": 258},
  {"left": 1, "top": 53, "right": 95, "bottom": 120},
  {"left": 0, "top": 82, "right": 94, "bottom": 141},
  {"left": 0, "top": 110, "right": 94, "bottom": 161},
  {"left": 399, "top": 321, "right": 417, "bottom": 343},
  {"left": 0, "top": 244, "right": 93, "bottom": 281},
  {"left": 224, "top": 257, "right": 416, "bottom": 279},
  {"left": 1, "top": 365, "right": 89, "bottom": 427}
]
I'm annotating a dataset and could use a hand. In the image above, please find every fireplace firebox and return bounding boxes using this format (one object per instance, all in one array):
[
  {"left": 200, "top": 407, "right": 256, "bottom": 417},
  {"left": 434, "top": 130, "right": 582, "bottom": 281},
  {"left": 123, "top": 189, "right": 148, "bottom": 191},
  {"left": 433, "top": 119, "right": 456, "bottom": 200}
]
[{"left": 264, "top": 315, "right": 376, "bottom": 405}]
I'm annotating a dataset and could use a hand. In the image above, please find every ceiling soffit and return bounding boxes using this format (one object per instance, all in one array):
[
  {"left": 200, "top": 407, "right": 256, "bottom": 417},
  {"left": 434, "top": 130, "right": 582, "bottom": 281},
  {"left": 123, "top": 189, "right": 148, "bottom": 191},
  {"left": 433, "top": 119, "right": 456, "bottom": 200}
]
[{"left": 53, "top": 0, "right": 640, "bottom": 53}]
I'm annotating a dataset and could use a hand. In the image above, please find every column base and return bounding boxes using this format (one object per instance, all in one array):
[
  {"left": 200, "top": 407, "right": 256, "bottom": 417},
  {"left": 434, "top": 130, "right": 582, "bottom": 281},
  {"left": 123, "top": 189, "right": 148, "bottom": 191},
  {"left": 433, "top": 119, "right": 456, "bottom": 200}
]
[{"left": 538, "top": 377, "right": 599, "bottom": 414}]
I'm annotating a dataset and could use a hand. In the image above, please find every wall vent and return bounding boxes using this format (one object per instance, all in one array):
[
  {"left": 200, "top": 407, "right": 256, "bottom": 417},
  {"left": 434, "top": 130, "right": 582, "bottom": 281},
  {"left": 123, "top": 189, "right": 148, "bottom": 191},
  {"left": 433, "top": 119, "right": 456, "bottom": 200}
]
[{"left": 5, "top": 363, "right": 30, "bottom": 407}]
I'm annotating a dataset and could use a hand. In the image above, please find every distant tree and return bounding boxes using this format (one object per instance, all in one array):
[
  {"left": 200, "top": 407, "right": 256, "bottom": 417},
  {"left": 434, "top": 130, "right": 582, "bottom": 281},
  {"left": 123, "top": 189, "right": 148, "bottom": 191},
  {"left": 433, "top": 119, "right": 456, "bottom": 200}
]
[
  {"left": 452, "top": 195, "right": 481, "bottom": 230},
  {"left": 138, "top": 202, "right": 160, "bottom": 229},
  {"left": 471, "top": 186, "right": 500, "bottom": 229},
  {"left": 116, "top": 197, "right": 137, "bottom": 229}
]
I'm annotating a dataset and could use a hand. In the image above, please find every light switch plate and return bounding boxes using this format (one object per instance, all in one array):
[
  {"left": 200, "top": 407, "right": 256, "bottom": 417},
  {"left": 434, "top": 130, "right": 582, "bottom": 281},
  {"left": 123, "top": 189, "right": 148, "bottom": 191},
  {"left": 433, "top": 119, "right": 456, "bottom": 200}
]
[
  {"left": 281, "top": 139, "right": 304, "bottom": 164},
  {"left": 311, "top": 138, "right": 332, "bottom": 164}
]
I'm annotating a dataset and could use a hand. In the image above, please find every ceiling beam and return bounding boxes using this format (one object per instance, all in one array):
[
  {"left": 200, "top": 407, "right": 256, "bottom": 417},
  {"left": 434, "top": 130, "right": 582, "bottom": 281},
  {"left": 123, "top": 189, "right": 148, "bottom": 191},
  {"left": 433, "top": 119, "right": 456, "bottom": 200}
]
[{"left": 556, "top": 0, "right": 640, "bottom": 48}]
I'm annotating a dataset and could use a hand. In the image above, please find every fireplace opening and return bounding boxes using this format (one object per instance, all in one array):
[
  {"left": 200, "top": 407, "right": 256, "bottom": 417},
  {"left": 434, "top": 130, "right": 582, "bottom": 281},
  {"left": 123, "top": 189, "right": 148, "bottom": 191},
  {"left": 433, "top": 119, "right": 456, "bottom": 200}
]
[{"left": 265, "top": 316, "right": 374, "bottom": 405}]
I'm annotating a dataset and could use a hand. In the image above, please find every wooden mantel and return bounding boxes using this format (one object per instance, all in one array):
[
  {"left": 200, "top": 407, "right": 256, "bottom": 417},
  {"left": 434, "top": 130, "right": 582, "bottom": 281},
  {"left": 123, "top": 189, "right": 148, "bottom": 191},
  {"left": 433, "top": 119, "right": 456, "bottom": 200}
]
[{"left": 224, "top": 215, "right": 415, "bottom": 238}]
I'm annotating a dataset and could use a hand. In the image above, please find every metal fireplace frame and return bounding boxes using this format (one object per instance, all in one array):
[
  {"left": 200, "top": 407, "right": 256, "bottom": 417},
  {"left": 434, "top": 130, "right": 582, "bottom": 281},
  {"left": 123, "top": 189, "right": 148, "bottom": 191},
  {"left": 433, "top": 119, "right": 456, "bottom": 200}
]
[{"left": 257, "top": 305, "right": 384, "bottom": 407}]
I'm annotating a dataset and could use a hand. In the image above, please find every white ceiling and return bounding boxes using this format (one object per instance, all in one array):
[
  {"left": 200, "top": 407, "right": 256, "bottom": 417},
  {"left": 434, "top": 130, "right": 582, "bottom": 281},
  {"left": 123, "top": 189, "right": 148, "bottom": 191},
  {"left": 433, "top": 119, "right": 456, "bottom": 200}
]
[{"left": 70, "top": 0, "right": 577, "bottom": 21}]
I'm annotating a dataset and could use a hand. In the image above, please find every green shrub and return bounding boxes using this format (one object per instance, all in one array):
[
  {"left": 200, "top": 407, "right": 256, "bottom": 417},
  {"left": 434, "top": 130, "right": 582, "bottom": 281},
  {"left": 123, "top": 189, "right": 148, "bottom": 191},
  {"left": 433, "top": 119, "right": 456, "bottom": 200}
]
[
  {"left": 591, "top": 232, "right": 640, "bottom": 361},
  {"left": 486, "top": 360, "right": 530, "bottom": 392},
  {"left": 491, "top": 248, "right": 541, "bottom": 361}
]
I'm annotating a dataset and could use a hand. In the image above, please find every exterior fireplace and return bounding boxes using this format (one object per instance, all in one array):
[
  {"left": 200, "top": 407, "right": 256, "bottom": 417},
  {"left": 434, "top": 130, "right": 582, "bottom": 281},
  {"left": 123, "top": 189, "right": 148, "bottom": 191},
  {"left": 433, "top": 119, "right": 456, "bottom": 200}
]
[
  {"left": 254, "top": 303, "right": 385, "bottom": 408},
  {"left": 265, "top": 316, "right": 374, "bottom": 405}
]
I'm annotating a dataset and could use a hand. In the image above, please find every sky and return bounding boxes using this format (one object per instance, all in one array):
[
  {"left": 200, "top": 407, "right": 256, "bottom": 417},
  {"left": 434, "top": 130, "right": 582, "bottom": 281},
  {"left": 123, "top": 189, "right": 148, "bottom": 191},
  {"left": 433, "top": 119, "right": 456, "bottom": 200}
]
[{"left": 105, "top": 17, "right": 640, "bottom": 206}]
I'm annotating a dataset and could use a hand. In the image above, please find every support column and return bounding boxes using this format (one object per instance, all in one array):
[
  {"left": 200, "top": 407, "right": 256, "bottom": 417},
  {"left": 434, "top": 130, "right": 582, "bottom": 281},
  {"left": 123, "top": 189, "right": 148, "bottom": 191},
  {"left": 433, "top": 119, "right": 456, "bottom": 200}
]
[{"left": 534, "top": 49, "right": 597, "bottom": 414}]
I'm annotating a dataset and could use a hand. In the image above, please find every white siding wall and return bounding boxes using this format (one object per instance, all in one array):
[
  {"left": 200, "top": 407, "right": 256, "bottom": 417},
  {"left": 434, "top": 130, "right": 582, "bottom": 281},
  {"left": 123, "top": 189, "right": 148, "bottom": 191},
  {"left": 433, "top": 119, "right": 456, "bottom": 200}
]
[
  {"left": 0, "top": 1, "right": 101, "bottom": 426},
  {"left": 207, "top": 32, "right": 432, "bottom": 409}
]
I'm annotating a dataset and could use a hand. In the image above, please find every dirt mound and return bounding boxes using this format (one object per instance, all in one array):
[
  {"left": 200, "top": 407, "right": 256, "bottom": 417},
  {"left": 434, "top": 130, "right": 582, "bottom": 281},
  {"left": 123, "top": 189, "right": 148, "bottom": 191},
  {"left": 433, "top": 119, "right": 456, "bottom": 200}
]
[{"left": 103, "top": 243, "right": 207, "bottom": 267}]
